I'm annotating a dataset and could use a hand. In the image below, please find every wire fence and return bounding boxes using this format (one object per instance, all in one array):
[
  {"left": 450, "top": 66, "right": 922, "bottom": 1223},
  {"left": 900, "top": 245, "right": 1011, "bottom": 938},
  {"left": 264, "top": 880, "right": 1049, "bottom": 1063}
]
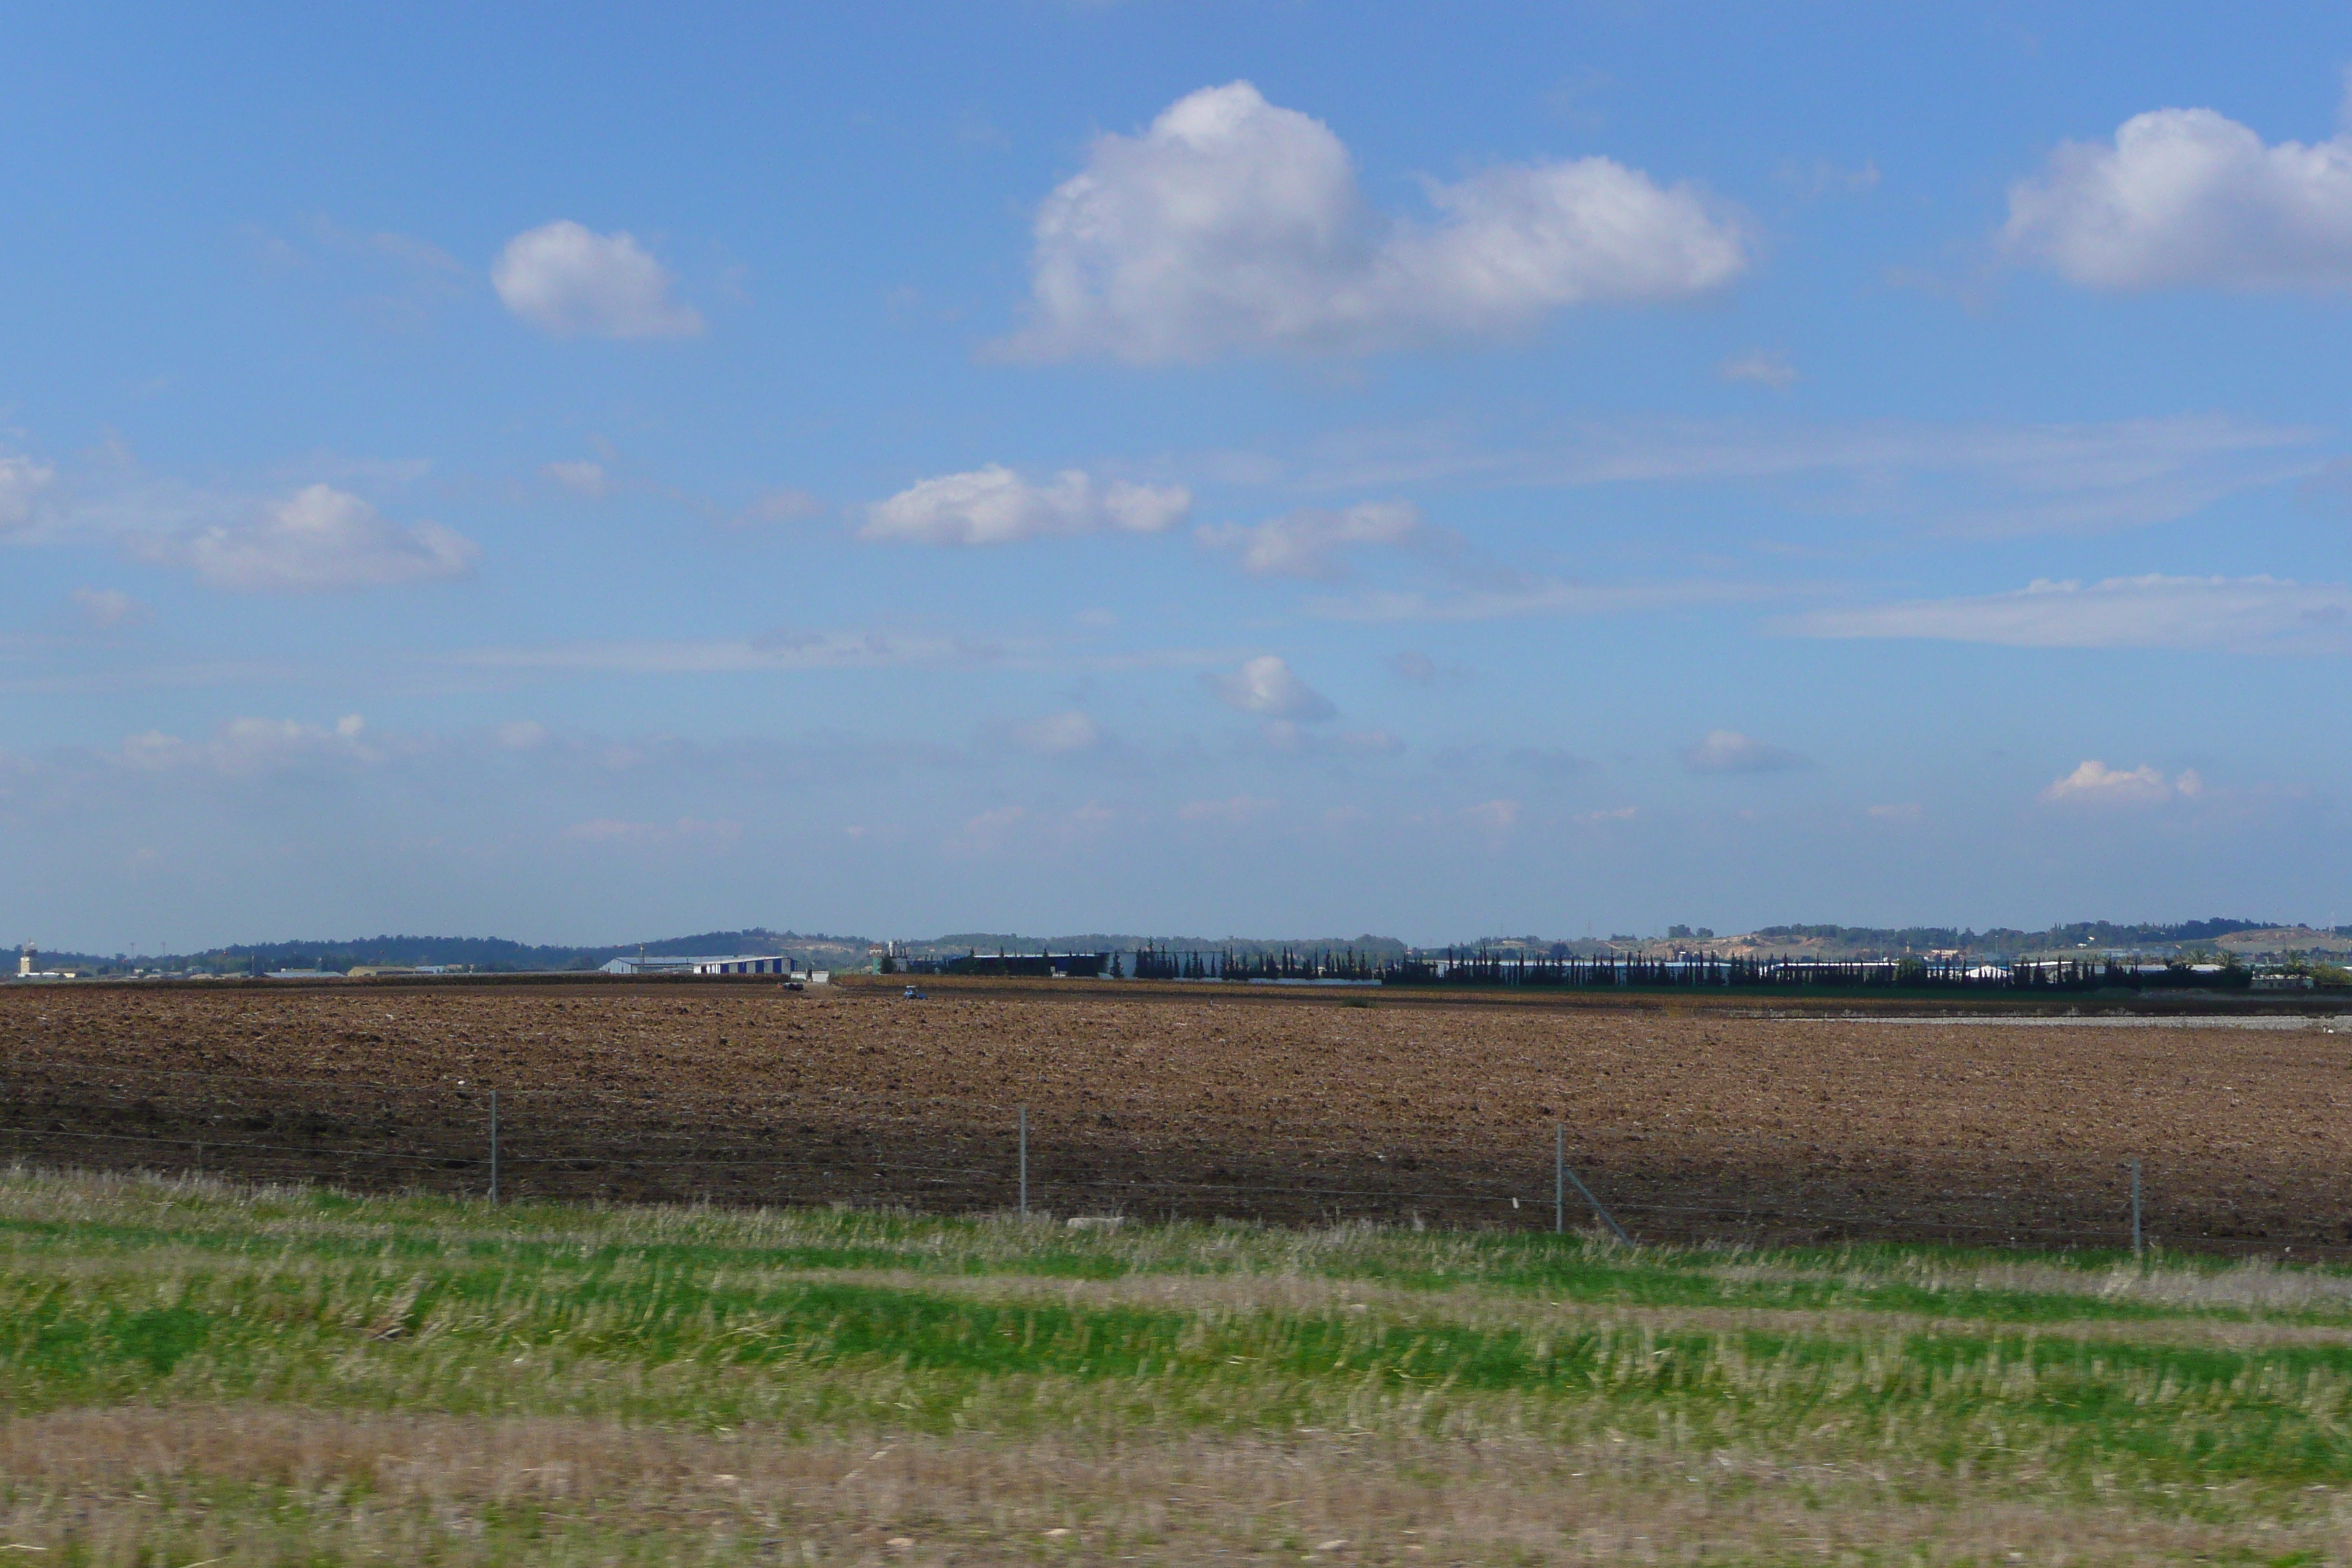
[{"left": 0, "top": 1060, "right": 2339, "bottom": 1256}]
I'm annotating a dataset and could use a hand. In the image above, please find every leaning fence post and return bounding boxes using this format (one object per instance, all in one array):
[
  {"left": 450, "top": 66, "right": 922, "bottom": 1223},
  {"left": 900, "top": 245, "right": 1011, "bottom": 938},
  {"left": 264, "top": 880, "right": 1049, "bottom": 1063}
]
[
  {"left": 1561, "top": 1152, "right": 1630, "bottom": 1246},
  {"left": 1555, "top": 1123, "right": 1565, "bottom": 1235},
  {"left": 1018, "top": 1104, "right": 1028, "bottom": 1217},
  {"left": 2130, "top": 1156, "right": 2142, "bottom": 1258},
  {"left": 489, "top": 1090, "right": 500, "bottom": 1205}
]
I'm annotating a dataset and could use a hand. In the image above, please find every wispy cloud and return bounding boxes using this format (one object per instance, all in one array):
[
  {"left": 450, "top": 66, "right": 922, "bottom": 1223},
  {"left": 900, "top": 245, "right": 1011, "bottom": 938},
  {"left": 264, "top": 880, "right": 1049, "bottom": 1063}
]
[
  {"left": 1263, "top": 413, "right": 2317, "bottom": 538},
  {"left": 1390, "top": 649, "right": 1474, "bottom": 685},
  {"left": 1780, "top": 573, "right": 2352, "bottom": 655},
  {"left": 1009, "top": 711, "right": 1104, "bottom": 755},
  {"left": 443, "top": 630, "right": 1000, "bottom": 676},
  {"left": 241, "top": 215, "right": 470, "bottom": 330},
  {"left": 69, "top": 587, "right": 147, "bottom": 629},
  {"left": 1177, "top": 793, "right": 1279, "bottom": 825},
  {"left": 1308, "top": 576, "right": 1783, "bottom": 623},
  {"left": 118, "top": 714, "right": 377, "bottom": 778},
  {"left": 0, "top": 659, "right": 315, "bottom": 697},
  {"left": 941, "top": 801, "right": 1118, "bottom": 858},
  {"left": 127, "top": 483, "right": 478, "bottom": 592},
  {"left": 1196, "top": 500, "right": 1420, "bottom": 580},
  {"left": 1462, "top": 798, "right": 1520, "bottom": 832},
  {"left": 1509, "top": 746, "right": 1592, "bottom": 777},
  {"left": 1, "top": 445, "right": 478, "bottom": 595},
  {"left": 541, "top": 460, "right": 610, "bottom": 498},
  {"left": 562, "top": 815, "right": 743, "bottom": 848},
  {"left": 0, "top": 456, "right": 57, "bottom": 532},
  {"left": 1681, "top": 730, "right": 1809, "bottom": 774},
  {"left": 728, "top": 488, "right": 823, "bottom": 529},
  {"left": 1716, "top": 350, "right": 1798, "bottom": 388},
  {"left": 1774, "top": 158, "right": 1881, "bottom": 199}
]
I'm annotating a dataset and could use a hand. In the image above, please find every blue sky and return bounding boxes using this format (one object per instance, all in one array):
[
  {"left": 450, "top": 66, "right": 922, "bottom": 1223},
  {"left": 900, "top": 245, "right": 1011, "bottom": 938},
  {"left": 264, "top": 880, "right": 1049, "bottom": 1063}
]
[{"left": 5, "top": 2, "right": 2351, "bottom": 951}]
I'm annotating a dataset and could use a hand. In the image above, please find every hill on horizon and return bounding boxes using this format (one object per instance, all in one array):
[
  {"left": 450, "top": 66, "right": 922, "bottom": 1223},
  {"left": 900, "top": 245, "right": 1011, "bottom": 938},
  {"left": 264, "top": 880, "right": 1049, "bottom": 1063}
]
[
  {"left": 29, "top": 930, "right": 875, "bottom": 976},
  {"left": 28, "top": 916, "right": 2352, "bottom": 976}
]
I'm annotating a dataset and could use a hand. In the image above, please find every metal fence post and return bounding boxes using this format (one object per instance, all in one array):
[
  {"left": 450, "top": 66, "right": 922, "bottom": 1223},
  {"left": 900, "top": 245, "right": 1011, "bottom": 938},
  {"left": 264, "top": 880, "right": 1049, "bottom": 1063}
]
[
  {"left": 489, "top": 1090, "right": 500, "bottom": 1205},
  {"left": 1555, "top": 1123, "right": 1565, "bottom": 1235},
  {"left": 1561, "top": 1151, "right": 1631, "bottom": 1246},
  {"left": 2130, "top": 1156, "right": 2142, "bottom": 1258},
  {"left": 1018, "top": 1104, "right": 1028, "bottom": 1217}
]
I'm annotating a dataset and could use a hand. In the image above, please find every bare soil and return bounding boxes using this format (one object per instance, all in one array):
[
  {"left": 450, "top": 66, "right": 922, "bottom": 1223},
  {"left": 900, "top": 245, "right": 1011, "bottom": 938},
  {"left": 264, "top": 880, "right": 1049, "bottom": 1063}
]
[{"left": 1, "top": 978, "right": 2346, "bottom": 1250}]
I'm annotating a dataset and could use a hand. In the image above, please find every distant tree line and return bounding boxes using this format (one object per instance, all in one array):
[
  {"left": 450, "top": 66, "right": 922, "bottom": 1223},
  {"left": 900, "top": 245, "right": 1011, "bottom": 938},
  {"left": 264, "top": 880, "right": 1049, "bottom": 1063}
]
[
  {"left": 1124, "top": 946, "right": 2270, "bottom": 992},
  {"left": 1131, "top": 945, "right": 1382, "bottom": 981}
]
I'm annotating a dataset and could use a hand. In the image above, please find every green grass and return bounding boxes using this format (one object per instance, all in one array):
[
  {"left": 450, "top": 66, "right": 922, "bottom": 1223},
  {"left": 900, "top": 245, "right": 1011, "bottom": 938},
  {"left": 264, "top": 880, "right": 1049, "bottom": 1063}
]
[{"left": 6, "top": 1165, "right": 2352, "bottom": 1563}]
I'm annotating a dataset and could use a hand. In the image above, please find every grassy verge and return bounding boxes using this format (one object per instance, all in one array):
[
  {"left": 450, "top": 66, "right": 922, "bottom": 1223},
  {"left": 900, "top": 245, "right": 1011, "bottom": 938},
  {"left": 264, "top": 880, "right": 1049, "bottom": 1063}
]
[{"left": 4, "top": 1165, "right": 2351, "bottom": 1564}]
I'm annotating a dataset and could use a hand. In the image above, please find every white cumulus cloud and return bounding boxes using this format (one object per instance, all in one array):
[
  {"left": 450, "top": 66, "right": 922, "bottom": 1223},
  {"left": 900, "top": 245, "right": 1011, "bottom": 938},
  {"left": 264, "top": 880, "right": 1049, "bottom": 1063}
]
[
  {"left": 492, "top": 221, "right": 704, "bottom": 338},
  {"left": 134, "top": 483, "right": 478, "bottom": 592},
  {"left": 1003, "top": 80, "right": 1747, "bottom": 362},
  {"left": 862, "top": 464, "right": 1191, "bottom": 546},
  {"left": 1197, "top": 500, "right": 1420, "bottom": 580},
  {"left": 2042, "top": 761, "right": 2204, "bottom": 806},
  {"left": 1782, "top": 574, "right": 2352, "bottom": 655},
  {"left": 1681, "top": 729, "right": 1808, "bottom": 774},
  {"left": 1205, "top": 654, "right": 1335, "bottom": 721},
  {"left": 2005, "top": 104, "right": 2352, "bottom": 290}
]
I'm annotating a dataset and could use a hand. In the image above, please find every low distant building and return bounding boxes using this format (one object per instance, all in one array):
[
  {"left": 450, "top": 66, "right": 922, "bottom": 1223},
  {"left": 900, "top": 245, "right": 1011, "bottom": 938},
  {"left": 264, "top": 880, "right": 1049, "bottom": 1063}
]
[
  {"left": 599, "top": 955, "right": 696, "bottom": 975},
  {"left": 600, "top": 953, "right": 826, "bottom": 979},
  {"left": 687, "top": 955, "right": 794, "bottom": 976},
  {"left": 944, "top": 952, "right": 1108, "bottom": 979}
]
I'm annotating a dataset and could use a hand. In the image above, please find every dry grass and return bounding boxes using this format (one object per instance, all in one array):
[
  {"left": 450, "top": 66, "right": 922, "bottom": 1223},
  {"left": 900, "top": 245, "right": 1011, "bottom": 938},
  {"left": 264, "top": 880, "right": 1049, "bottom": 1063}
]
[
  {"left": 5, "top": 1405, "right": 2346, "bottom": 1567},
  {"left": 5, "top": 1167, "right": 2352, "bottom": 1562}
]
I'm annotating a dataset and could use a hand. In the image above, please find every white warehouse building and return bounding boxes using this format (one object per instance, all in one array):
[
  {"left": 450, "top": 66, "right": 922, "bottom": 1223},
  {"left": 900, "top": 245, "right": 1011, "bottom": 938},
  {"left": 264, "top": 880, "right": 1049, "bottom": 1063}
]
[{"left": 599, "top": 953, "right": 827, "bottom": 979}]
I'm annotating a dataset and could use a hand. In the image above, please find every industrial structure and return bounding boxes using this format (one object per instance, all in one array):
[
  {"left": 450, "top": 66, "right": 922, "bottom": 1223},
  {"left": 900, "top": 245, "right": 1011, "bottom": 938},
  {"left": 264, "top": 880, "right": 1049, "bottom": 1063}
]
[{"left": 598, "top": 949, "right": 829, "bottom": 980}]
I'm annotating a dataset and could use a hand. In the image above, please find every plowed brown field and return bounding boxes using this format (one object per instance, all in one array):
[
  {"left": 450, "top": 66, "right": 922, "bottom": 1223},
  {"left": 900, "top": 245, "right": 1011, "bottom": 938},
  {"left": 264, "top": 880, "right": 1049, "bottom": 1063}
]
[{"left": 3, "top": 978, "right": 2347, "bottom": 1251}]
